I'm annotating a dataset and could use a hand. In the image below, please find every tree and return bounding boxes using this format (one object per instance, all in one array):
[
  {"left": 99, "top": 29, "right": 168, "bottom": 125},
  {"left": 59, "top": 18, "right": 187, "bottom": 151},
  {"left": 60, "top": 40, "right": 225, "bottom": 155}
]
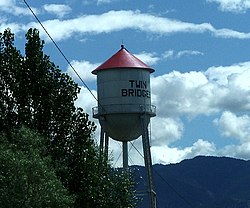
[
  {"left": 0, "top": 127, "right": 74, "bottom": 208},
  {"left": 0, "top": 28, "right": 136, "bottom": 207},
  {"left": 60, "top": 108, "right": 137, "bottom": 208},
  {"left": 0, "top": 28, "right": 24, "bottom": 135}
]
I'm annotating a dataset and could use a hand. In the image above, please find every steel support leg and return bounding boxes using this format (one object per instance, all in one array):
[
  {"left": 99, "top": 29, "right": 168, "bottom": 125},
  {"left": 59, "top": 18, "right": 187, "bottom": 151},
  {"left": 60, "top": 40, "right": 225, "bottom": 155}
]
[
  {"left": 123, "top": 141, "right": 128, "bottom": 170},
  {"left": 141, "top": 115, "right": 157, "bottom": 208},
  {"left": 104, "top": 132, "right": 109, "bottom": 158},
  {"left": 100, "top": 126, "right": 105, "bottom": 153}
]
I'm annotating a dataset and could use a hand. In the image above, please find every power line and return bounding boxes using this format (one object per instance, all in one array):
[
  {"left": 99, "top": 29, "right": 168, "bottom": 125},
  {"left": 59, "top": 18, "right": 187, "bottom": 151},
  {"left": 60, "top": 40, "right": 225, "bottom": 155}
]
[
  {"left": 130, "top": 140, "right": 144, "bottom": 158},
  {"left": 114, "top": 143, "right": 123, "bottom": 167},
  {"left": 153, "top": 170, "right": 193, "bottom": 208},
  {"left": 114, "top": 141, "right": 136, "bottom": 167},
  {"left": 23, "top": 0, "right": 131, "bottom": 141},
  {"left": 131, "top": 140, "right": 193, "bottom": 208},
  {"left": 23, "top": 0, "right": 98, "bottom": 103}
]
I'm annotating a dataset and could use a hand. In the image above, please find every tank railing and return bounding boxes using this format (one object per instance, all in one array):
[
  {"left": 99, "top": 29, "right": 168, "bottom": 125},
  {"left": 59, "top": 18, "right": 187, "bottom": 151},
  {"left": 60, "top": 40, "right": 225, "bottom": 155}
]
[
  {"left": 139, "top": 104, "right": 156, "bottom": 115},
  {"left": 92, "top": 104, "right": 156, "bottom": 118}
]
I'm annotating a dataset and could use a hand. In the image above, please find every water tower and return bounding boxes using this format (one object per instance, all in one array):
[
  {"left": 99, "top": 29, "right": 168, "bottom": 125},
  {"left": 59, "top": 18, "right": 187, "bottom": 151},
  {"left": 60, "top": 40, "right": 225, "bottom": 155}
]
[{"left": 92, "top": 45, "right": 156, "bottom": 208}]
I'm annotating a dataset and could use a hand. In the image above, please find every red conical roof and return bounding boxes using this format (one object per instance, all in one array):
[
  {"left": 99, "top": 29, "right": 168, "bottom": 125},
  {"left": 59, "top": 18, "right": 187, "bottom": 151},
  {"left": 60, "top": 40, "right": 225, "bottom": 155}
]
[{"left": 92, "top": 45, "right": 154, "bottom": 74}]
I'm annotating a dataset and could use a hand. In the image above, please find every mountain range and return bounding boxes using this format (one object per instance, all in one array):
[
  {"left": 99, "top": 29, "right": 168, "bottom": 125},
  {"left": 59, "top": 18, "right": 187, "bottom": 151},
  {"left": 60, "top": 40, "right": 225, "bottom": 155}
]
[{"left": 132, "top": 156, "right": 250, "bottom": 208}]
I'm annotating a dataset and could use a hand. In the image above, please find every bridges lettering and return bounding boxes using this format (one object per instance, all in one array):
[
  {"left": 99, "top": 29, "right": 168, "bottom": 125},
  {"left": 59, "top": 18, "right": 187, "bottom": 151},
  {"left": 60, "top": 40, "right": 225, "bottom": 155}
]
[{"left": 121, "top": 80, "right": 150, "bottom": 98}]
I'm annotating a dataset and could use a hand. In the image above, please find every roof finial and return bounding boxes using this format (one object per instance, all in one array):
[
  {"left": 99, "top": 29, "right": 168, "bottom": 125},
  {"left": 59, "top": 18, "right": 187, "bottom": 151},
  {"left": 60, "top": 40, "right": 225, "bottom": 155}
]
[{"left": 121, "top": 39, "right": 125, "bottom": 49}]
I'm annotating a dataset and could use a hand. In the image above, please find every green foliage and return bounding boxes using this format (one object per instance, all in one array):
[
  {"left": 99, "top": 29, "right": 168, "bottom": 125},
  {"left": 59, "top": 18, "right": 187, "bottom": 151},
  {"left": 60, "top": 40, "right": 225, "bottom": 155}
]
[
  {"left": 0, "top": 28, "right": 136, "bottom": 208},
  {"left": 0, "top": 28, "right": 24, "bottom": 135},
  {"left": 57, "top": 108, "right": 137, "bottom": 208},
  {"left": 0, "top": 127, "right": 74, "bottom": 208}
]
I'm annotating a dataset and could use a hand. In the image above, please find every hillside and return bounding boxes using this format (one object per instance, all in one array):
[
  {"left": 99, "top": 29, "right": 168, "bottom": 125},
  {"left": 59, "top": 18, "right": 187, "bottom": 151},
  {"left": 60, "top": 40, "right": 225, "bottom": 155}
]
[{"left": 132, "top": 156, "right": 250, "bottom": 208}]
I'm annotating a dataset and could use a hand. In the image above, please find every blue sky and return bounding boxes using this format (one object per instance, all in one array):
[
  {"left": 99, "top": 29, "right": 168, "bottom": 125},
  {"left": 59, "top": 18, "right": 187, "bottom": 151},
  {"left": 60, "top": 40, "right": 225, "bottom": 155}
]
[{"left": 2, "top": 0, "right": 250, "bottom": 166}]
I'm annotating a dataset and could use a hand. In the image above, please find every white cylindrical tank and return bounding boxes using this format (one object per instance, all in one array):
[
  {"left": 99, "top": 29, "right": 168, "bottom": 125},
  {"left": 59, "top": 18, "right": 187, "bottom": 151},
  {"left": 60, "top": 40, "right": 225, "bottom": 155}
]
[{"left": 92, "top": 45, "right": 155, "bottom": 141}]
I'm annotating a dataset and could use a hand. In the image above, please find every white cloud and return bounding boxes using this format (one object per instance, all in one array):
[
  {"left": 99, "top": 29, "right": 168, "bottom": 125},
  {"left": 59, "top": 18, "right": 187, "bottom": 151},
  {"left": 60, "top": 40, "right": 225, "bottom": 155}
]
[
  {"left": 220, "top": 143, "right": 250, "bottom": 159},
  {"left": 24, "top": 10, "right": 250, "bottom": 41},
  {"left": 0, "top": 0, "right": 13, "bottom": 7},
  {"left": 66, "top": 60, "right": 98, "bottom": 84},
  {"left": 214, "top": 111, "right": 250, "bottom": 160},
  {"left": 214, "top": 111, "right": 250, "bottom": 142},
  {"left": 74, "top": 86, "right": 102, "bottom": 145},
  {"left": 134, "top": 52, "right": 160, "bottom": 65},
  {"left": 0, "top": 22, "right": 24, "bottom": 34},
  {"left": 151, "top": 117, "right": 184, "bottom": 146},
  {"left": 205, "top": 62, "right": 249, "bottom": 86},
  {"left": 214, "top": 28, "right": 250, "bottom": 39},
  {"left": 151, "top": 61, "right": 250, "bottom": 119},
  {"left": 176, "top": 50, "right": 204, "bottom": 58},
  {"left": 151, "top": 70, "right": 219, "bottom": 117},
  {"left": 43, "top": 4, "right": 71, "bottom": 18},
  {"left": 75, "top": 86, "right": 97, "bottom": 115},
  {"left": 83, "top": 0, "right": 119, "bottom": 5},
  {"left": 162, "top": 49, "right": 204, "bottom": 60},
  {"left": 162, "top": 50, "right": 174, "bottom": 59},
  {"left": 151, "top": 139, "right": 216, "bottom": 164},
  {"left": 74, "top": 86, "right": 99, "bottom": 145},
  {"left": 183, "top": 139, "right": 217, "bottom": 158},
  {"left": 151, "top": 146, "right": 186, "bottom": 164},
  {"left": 205, "top": 62, "right": 250, "bottom": 112},
  {"left": 207, "top": 0, "right": 250, "bottom": 13},
  {"left": 133, "top": 49, "right": 203, "bottom": 66},
  {"left": 97, "top": 0, "right": 116, "bottom": 4},
  {"left": 0, "top": 0, "right": 38, "bottom": 16},
  {"left": 206, "top": 61, "right": 250, "bottom": 88}
]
